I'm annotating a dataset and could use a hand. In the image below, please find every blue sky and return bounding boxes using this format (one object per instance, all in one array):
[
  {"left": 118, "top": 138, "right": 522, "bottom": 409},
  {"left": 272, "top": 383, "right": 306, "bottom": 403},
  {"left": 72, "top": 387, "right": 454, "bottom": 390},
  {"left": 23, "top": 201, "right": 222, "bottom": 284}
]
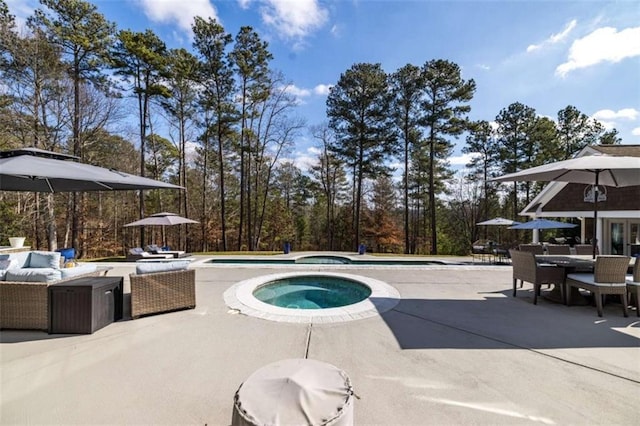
[{"left": 7, "top": 0, "right": 640, "bottom": 169}]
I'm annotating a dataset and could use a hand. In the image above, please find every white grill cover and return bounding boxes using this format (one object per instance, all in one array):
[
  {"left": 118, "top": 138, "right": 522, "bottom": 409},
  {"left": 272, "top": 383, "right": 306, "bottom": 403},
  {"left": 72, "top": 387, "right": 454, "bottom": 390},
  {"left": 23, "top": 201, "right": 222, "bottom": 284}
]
[{"left": 232, "top": 358, "right": 354, "bottom": 426}]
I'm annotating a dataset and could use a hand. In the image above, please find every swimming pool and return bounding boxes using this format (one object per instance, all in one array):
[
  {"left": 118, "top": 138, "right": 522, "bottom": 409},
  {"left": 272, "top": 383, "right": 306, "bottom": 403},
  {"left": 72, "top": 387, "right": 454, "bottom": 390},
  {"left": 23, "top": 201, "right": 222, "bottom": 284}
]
[
  {"left": 253, "top": 275, "right": 372, "bottom": 309},
  {"left": 208, "top": 254, "right": 448, "bottom": 266},
  {"left": 223, "top": 271, "right": 401, "bottom": 323}
]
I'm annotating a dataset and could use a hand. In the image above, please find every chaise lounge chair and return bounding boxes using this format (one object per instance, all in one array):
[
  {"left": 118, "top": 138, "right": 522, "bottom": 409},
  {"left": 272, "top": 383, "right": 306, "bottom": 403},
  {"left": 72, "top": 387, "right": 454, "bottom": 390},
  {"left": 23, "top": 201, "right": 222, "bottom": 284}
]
[
  {"left": 126, "top": 248, "right": 174, "bottom": 261},
  {"left": 146, "top": 244, "right": 190, "bottom": 258}
]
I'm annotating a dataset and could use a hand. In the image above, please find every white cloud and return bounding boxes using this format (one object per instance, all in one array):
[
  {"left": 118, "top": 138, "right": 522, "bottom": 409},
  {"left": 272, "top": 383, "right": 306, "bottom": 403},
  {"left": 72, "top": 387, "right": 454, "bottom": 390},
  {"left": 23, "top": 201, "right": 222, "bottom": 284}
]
[
  {"left": 137, "top": 0, "right": 219, "bottom": 34},
  {"left": 527, "top": 19, "right": 576, "bottom": 52},
  {"left": 290, "top": 149, "right": 317, "bottom": 172},
  {"left": 284, "top": 85, "right": 311, "bottom": 98},
  {"left": 476, "top": 64, "right": 491, "bottom": 71},
  {"left": 330, "top": 24, "right": 342, "bottom": 38},
  {"left": 313, "top": 84, "right": 332, "bottom": 95},
  {"left": 632, "top": 127, "right": 640, "bottom": 136},
  {"left": 592, "top": 108, "right": 639, "bottom": 121},
  {"left": 556, "top": 26, "right": 640, "bottom": 77},
  {"left": 260, "top": 0, "right": 329, "bottom": 40}
]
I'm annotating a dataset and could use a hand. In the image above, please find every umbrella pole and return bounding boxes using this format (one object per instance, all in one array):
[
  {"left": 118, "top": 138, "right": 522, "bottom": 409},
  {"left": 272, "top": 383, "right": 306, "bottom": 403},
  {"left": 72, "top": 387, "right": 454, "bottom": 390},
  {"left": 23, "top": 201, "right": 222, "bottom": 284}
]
[{"left": 592, "top": 172, "right": 600, "bottom": 259}]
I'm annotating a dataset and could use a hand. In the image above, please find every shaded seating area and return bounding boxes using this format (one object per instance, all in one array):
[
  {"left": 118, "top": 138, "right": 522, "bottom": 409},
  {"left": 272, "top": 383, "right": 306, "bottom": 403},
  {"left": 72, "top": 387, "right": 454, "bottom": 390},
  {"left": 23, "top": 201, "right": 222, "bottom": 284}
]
[
  {"left": 471, "top": 240, "right": 495, "bottom": 263},
  {"left": 566, "top": 255, "right": 630, "bottom": 317},
  {"left": 509, "top": 249, "right": 565, "bottom": 305},
  {"left": 130, "top": 261, "right": 196, "bottom": 319}
]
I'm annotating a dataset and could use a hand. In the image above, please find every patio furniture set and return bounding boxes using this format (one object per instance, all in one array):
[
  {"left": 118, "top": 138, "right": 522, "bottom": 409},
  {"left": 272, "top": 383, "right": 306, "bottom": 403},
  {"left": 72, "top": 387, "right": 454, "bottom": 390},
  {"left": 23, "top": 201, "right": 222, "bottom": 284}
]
[
  {"left": 0, "top": 250, "right": 196, "bottom": 333},
  {"left": 510, "top": 249, "right": 639, "bottom": 317}
]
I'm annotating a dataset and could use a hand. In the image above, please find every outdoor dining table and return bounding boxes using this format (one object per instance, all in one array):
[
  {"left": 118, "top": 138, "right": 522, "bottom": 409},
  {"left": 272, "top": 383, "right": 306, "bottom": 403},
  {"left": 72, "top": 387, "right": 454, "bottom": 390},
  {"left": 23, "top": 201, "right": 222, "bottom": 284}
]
[{"left": 535, "top": 255, "right": 596, "bottom": 305}]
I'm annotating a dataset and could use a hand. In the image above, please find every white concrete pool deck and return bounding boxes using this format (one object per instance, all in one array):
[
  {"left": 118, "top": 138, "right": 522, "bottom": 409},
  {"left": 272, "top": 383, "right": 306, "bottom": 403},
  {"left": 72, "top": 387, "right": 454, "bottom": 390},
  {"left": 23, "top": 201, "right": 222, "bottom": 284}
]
[{"left": 1, "top": 253, "right": 639, "bottom": 425}]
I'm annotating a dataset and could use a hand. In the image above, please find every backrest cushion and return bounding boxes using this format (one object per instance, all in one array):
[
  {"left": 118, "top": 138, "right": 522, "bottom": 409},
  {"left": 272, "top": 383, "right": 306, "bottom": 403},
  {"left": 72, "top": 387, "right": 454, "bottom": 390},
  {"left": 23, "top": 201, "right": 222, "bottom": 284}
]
[
  {"left": 29, "top": 251, "right": 62, "bottom": 269},
  {"left": 135, "top": 260, "right": 190, "bottom": 275}
]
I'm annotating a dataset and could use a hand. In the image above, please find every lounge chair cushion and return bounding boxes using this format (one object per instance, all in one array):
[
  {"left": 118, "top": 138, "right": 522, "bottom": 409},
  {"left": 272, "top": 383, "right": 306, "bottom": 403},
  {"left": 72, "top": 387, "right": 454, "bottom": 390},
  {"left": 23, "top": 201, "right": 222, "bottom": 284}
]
[
  {"left": 28, "top": 251, "right": 62, "bottom": 269},
  {"left": 566, "top": 273, "right": 627, "bottom": 287},
  {"left": 136, "top": 260, "right": 191, "bottom": 275},
  {"left": 60, "top": 263, "right": 98, "bottom": 279},
  {"left": 5, "top": 267, "right": 62, "bottom": 282}
]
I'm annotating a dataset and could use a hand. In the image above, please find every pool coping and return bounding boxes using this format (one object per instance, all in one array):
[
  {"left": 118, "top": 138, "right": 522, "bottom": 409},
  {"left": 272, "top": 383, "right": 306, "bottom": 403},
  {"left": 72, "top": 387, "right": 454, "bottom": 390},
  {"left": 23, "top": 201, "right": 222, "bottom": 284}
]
[{"left": 223, "top": 271, "right": 401, "bottom": 323}]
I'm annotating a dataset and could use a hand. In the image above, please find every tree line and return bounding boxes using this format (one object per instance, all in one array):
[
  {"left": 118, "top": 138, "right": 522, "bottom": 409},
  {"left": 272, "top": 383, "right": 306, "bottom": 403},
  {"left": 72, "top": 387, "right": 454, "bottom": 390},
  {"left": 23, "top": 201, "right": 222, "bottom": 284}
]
[{"left": 0, "top": 0, "right": 620, "bottom": 258}]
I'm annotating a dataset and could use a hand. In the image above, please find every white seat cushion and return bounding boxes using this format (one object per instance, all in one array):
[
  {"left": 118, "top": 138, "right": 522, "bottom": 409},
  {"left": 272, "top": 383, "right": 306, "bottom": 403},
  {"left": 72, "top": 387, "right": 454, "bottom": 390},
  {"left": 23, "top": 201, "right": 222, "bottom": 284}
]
[{"left": 567, "top": 273, "right": 626, "bottom": 287}]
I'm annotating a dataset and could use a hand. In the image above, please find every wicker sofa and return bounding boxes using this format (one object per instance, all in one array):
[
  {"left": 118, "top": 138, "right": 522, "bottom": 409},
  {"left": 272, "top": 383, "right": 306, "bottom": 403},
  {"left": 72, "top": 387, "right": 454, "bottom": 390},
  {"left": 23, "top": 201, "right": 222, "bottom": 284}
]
[
  {"left": 0, "top": 251, "right": 111, "bottom": 330},
  {"left": 130, "top": 261, "right": 196, "bottom": 319}
]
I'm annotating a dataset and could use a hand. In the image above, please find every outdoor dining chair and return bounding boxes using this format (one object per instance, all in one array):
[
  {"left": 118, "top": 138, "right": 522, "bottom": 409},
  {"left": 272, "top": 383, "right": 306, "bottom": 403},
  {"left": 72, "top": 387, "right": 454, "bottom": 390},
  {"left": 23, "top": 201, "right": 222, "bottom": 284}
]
[
  {"left": 509, "top": 249, "right": 565, "bottom": 305},
  {"left": 574, "top": 244, "right": 596, "bottom": 255},
  {"left": 565, "top": 255, "right": 631, "bottom": 317},
  {"left": 546, "top": 244, "right": 571, "bottom": 255},
  {"left": 626, "top": 257, "right": 640, "bottom": 317},
  {"left": 518, "top": 244, "right": 544, "bottom": 255}
]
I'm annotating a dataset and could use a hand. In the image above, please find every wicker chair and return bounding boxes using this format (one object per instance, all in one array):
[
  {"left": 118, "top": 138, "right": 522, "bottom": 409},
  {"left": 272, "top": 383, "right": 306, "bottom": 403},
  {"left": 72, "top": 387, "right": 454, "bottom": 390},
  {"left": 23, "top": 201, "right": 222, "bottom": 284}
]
[
  {"left": 509, "top": 249, "right": 565, "bottom": 305},
  {"left": 130, "top": 268, "right": 196, "bottom": 319},
  {"left": 518, "top": 244, "right": 544, "bottom": 255},
  {"left": 0, "top": 268, "right": 111, "bottom": 330},
  {"left": 574, "top": 244, "right": 596, "bottom": 255},
  {"left": 566, "top": 256, "right": 631, "bottom": 317},
  {"left": 626, "top": 257, "right": 640, "bottom": 317},
  {"left": 546, "top": 244, "right": 570, "bottom": 255}
]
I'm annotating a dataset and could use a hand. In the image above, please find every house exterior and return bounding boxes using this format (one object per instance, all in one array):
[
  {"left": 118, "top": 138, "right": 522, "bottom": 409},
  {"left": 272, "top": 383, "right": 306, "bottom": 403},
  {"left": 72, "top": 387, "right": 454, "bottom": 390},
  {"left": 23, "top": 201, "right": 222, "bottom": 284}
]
[{"left": 520, "top": 145, "right": 640, "bottom": 256}]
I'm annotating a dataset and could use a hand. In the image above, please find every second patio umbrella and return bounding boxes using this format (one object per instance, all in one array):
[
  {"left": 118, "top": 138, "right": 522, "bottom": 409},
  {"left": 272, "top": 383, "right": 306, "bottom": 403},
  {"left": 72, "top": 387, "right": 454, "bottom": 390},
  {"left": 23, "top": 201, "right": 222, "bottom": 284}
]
[
  {"left": 476, "top": 217, "right": 520, "bottom": 243},
  {"left": 509, "top": 219, "right": 578, "bottom": 230},
  {"left": 124, "top": 212, "right": 199, "bottom": 248}
]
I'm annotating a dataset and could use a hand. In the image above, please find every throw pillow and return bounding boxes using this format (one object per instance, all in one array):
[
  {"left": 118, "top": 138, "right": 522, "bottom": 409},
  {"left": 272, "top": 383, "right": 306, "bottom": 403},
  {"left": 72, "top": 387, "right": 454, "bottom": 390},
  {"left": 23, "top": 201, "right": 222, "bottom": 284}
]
[{"left": 29, "top": 251, "right": 62, "bottom": 269}]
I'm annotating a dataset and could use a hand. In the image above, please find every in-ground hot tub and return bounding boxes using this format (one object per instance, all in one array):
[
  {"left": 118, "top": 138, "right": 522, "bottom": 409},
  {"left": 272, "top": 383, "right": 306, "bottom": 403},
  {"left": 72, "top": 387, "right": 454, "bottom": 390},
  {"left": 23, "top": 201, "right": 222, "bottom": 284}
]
[{"left": 223, "top": 272, "right": 400, "bottom": 323}]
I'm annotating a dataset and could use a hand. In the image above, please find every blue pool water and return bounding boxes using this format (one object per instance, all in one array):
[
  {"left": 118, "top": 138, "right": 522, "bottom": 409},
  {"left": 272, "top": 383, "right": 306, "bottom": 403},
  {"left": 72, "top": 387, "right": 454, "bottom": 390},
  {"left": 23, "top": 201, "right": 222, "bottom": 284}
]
[{"left": 253, "top": 276, "right": 372, "bottom": 309}]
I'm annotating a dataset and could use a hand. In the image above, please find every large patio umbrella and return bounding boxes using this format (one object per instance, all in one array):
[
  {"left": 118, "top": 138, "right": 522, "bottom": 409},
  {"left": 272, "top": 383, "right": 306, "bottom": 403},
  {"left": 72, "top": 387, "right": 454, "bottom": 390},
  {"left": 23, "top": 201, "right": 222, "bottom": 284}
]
[
  {"left": 123, "top": 212, "right": 199, "bottom": 227},
  {"left": 493, "top": 154, "right": 640, "bottom": 258},
  {"left": 123, "top": 212, "right": 199, "bottom": 248},
  {"left": 0, "top": 148, "right": 183, "bottom": 192},
  {"left": 476, "top": 217, "right": 520, "bottom": 243},
  {"left": 509, "top": 218, "right": 578, "bottom": 230}
]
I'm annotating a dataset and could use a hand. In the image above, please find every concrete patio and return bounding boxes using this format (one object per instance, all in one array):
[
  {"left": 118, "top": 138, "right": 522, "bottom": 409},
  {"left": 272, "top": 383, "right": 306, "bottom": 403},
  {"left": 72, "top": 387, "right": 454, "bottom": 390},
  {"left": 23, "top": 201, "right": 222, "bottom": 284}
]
[{"left": 1, "top": 254, "right": 639, "bottom": 425}]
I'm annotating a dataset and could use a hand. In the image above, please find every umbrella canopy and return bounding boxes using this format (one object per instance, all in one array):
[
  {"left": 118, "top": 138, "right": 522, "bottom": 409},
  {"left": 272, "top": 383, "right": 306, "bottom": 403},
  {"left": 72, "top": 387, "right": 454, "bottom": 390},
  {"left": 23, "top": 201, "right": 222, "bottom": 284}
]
[
  {"left": 493, "top": 155, "right": 640, "bottom": 187},
  {"left": 0, "top": 148, "right": 183, "bottom": 192},
  {"left": 123, "top": 212, "right": 199, "bottom": 227},
  {"left": 476, "top": 217, "right": 519, "bottom": 243},
  {"left": 476, "top": 217, "right": 520, "bottom": 226},
  {"left": 509, "top": 219, "right": 578, "bottom": 230},
  {"left": 493, "top": 154, "right": 640, "bottom": 257}
]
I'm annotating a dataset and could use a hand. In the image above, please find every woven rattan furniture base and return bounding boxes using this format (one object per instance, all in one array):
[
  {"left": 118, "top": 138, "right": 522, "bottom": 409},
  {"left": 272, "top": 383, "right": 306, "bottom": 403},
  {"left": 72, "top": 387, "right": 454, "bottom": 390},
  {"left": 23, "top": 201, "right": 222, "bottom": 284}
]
[
  {"left": 566, "top": 256, "right": 630, "bottom": 317},
  {"left": 130, "top": 269, "right": 196, "bottom": 319},
  {"left": 0, "top": 268, "right": 111, "bottom": 331}
]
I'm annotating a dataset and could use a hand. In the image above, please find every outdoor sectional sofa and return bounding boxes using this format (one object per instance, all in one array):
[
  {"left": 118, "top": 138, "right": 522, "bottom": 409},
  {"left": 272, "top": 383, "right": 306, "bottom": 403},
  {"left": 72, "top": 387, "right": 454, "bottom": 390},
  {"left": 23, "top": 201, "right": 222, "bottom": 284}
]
[{"left": 0, "top": 250, "right": 110, "bottom": 330}]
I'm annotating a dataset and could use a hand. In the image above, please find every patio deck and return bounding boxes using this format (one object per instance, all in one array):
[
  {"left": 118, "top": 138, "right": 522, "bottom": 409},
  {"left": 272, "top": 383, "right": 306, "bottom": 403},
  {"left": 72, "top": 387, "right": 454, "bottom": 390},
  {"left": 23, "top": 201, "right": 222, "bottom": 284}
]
[{"left": 1, "top": 254, "right": 639, "bottom": 425}]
